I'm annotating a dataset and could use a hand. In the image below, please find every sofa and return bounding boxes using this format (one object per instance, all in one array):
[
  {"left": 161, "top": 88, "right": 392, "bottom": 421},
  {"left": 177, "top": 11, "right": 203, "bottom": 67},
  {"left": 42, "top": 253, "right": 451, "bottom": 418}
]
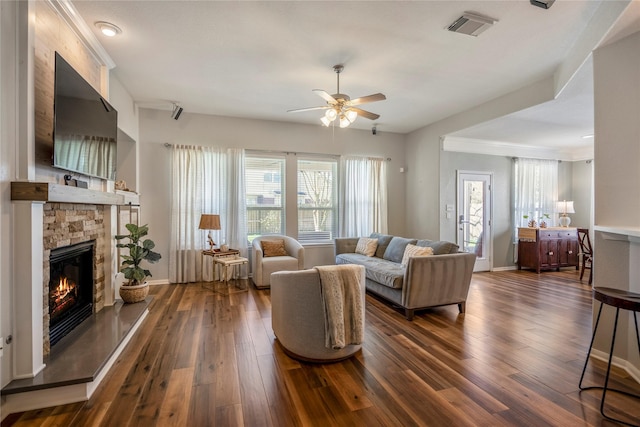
[{"left": 335, "top": 233, "right": 476, "bottom": 320}]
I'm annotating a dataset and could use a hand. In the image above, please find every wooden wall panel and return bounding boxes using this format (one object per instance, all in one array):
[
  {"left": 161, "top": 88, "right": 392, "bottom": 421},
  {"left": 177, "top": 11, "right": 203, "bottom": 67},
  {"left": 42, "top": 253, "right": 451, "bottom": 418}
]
[{"left": 34, "top": 1, "right": 103, "bottom": 175}]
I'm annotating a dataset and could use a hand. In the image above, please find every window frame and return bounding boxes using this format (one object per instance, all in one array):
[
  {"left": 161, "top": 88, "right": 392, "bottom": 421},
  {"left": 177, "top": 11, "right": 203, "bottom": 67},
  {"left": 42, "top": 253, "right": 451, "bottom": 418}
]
[
  {"left": 296, "top": 156, "right": 338, "bottom": 243},
  {"left": 245, "top": 154, "right": 286, "bottom": 243}
]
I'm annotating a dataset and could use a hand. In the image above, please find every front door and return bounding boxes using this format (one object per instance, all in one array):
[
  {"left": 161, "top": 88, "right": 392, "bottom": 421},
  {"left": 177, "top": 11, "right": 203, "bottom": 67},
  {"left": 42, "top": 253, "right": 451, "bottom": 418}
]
[{"left": 457, "top": 172, "right": 492, "bottom": 272}]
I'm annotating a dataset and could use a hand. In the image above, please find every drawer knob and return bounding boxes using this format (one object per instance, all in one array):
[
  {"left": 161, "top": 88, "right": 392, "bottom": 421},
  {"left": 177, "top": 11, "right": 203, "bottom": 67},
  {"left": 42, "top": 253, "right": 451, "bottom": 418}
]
[
  {"left": 568, "top": 250, "right": 573, "bottom": 254},
  {"left": 549, "top": 252, "right": 554, "bottom": 255}
]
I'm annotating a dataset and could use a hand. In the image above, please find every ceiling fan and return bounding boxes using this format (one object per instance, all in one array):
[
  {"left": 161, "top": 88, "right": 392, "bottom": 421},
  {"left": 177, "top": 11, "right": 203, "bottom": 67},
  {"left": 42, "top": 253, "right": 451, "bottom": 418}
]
[{"left": 288, "top": 64, "right": 386, "bottom": 128}]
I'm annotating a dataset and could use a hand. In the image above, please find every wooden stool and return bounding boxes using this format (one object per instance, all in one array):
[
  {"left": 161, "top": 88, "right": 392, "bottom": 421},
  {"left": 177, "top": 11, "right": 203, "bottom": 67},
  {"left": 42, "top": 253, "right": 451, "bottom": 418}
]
[{"left": 579, "top": 287, "right": 640, "bottom": 426}]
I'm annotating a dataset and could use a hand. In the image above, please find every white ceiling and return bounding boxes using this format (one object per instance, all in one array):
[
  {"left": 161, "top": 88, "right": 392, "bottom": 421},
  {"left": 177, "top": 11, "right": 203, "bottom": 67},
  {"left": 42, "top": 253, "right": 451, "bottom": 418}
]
[{"left": 71, "top": 0, "right": 640, "bottom": 150}]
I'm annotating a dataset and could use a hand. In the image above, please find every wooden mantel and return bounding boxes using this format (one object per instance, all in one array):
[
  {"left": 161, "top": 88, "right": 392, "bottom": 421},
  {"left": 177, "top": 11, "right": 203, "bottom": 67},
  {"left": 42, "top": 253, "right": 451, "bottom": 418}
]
[{"left": 11, "top": 182, "right": 126, "bottom": 205}]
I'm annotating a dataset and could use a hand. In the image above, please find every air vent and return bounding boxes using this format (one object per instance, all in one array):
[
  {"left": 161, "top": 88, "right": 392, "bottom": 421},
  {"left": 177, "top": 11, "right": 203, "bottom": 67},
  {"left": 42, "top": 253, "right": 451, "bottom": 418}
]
[
  {"left": 530, "top": 0, "right": 555, "bottom": 9},
  {"left": 448, "top": 12, "right": 496, "bottom": 37}
]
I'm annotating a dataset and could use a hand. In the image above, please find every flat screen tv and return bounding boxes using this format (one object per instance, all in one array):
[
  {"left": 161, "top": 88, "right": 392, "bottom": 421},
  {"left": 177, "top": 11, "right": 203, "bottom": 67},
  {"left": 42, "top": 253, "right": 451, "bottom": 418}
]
[{"left": 53, "top": 52, "right": 118, "bottom": 180}]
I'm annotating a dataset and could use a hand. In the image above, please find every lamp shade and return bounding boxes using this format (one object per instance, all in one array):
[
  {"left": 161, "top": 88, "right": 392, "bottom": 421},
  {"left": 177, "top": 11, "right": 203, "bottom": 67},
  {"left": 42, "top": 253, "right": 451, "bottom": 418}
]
[
  {"left": 555, "top": 200, "right": 575, "bottom": 214},
  {"left": 198, "top": 214, "right": 221, "bottom": 230}
]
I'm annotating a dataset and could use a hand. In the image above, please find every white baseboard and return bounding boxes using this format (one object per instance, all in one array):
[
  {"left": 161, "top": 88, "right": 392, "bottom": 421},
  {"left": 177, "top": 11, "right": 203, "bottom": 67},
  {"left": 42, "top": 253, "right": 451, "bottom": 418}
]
[
  {"left": 590, "top": 348, "right": 640, "bottom": 384},
  {"left": 490, "top": 266, "right": 518, "bottom": 272}
]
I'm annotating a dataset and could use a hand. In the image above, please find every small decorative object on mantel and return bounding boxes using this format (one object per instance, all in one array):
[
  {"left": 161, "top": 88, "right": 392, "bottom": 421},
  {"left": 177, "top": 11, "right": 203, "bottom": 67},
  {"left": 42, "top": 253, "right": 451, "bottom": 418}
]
[
  {"left": 115, "top": 223, "right": 162, "bottom": 303},
  {"left": 115, "top": 180, "right": 129, "bottom": 191}
]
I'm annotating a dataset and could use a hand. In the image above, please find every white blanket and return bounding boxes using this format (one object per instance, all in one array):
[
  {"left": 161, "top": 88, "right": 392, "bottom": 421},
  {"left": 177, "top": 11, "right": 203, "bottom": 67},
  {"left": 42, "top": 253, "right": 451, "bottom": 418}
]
[{"left": 314, "top": 265, "right": 364, "bottom": 349}]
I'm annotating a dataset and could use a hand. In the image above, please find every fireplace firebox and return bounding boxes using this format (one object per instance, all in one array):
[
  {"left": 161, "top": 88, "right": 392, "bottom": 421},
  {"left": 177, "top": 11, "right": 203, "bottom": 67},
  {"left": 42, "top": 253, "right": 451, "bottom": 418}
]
[{"left": 49, "top": 240, "right": 94, "bottom": 346}]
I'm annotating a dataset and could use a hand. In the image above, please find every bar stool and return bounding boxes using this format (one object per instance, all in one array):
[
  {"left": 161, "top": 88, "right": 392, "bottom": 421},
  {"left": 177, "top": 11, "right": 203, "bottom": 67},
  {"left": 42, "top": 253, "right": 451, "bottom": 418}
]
[{"left": 579, "top": 287, "right": 640, "bottom": 426}]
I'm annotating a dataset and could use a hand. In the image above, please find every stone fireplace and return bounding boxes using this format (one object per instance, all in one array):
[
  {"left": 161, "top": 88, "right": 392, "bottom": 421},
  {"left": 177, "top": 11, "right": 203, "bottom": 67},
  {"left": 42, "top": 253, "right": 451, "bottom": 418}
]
[
  {"left": 5, "top": 183, "right": 149, "bottom": 415},
  {"left": 42, "top": 203, "right": 108, "bottom": 355}
]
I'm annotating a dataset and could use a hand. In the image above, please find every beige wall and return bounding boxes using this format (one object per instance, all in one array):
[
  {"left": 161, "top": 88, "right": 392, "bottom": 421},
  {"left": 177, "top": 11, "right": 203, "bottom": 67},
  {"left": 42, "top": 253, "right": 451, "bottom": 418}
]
[
  {"left": 592, "top": 29, "right": 640, "bottom": 378},
  {"left": 137, "top": 108, "right": 407, "bottom": 283},
  {"left": 439, "top": 151, "right": 514, "bottom": 269}
]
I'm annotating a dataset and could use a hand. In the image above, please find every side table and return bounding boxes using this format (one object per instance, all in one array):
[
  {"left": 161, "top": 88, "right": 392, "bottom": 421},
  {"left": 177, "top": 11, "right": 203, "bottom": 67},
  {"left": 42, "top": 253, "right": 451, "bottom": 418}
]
[
  {"left": 202, "top": 249, "right": 239, "bottom": 281},
  {"left": 201, "top": 250, "right": 248, "bottom": 294}
]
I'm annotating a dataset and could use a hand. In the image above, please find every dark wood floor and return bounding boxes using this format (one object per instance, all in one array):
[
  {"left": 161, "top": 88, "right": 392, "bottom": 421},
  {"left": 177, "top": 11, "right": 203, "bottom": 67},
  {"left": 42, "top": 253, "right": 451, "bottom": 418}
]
[{"left": 3, "top": 270, "right": 640, "bottom": 426}]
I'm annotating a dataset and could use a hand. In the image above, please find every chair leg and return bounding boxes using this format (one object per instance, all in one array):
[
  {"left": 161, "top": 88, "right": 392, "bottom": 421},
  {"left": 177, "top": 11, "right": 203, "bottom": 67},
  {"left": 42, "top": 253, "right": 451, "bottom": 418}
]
[
  {"left": 458, "top": 302, "right": 466, "bottom": 313},
  {"left": 580, "top": 263, "right": 585, "bottom": 281}
]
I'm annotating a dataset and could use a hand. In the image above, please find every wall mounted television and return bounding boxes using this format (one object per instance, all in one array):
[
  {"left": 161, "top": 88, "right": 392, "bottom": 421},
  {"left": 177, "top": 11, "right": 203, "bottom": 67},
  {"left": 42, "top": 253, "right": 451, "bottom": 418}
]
[{"left": 53, "top": 52, "right": 118, "bottom": 180}]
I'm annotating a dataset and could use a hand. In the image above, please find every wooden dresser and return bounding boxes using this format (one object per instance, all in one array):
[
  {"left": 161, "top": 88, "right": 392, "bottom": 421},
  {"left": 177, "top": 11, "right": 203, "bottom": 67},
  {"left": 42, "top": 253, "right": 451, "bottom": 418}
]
[{"left": 517, "top": 227, "right": 579, "bottom": 273}]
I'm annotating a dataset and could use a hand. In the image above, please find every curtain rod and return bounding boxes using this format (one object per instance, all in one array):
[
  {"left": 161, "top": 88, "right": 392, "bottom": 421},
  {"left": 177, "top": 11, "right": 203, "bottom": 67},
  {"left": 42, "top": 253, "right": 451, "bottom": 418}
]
[
  {"left": 166, "top": 145, "right": 391, "bottom": 161},
  {"left": 247, "top": 149, "right": 391, "bottom": 161}
]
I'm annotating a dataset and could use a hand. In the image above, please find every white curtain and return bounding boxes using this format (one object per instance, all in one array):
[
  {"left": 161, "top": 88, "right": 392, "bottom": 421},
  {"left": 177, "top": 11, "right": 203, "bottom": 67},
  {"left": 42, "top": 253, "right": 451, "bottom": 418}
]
[
  {"left": 513, "top": 158, "right": 558, "bottom": 239},
  {"left": 169, "top": 144, "right": 238, "bottom": 283},
  {"left": 339, "top": 156, "right": 388, "bottom": 237},
  {"left": 225, "top": 148, "right": 248, "bottom": 279}
]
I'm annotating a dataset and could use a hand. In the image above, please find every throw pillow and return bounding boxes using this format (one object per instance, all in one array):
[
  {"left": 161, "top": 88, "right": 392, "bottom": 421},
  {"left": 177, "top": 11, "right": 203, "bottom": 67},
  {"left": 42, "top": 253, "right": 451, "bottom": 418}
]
[
  {"left": 262, "top": 239, "right": 287, "bottom": 257},
  {"left": 355, "top": 237, "right": 378, "bottom": 257},
  {"left": 416, "top": 239, "right": 459, "bottom": 255},
  {"left": 401, "top": 244, "right": 434, "bottom": 267},
  {"left": 370, "top": 233, "right": 394, "bottom": 258},
  {"left": 383, "top": 236, "right": 418, "bottom": 263}
]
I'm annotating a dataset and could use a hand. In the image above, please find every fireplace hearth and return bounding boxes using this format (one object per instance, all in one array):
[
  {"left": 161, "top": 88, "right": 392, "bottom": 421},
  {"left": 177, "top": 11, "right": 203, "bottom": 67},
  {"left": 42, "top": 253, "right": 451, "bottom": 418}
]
[{"left": 49, "top": 240, "right": 95, "bottom": 346}]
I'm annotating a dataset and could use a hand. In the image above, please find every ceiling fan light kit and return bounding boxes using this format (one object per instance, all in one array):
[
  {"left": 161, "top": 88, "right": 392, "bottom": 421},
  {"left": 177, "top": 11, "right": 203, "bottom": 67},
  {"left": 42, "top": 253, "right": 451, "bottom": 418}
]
[{"left": 288, "top": 64, "right": 386, "bottom": 129}]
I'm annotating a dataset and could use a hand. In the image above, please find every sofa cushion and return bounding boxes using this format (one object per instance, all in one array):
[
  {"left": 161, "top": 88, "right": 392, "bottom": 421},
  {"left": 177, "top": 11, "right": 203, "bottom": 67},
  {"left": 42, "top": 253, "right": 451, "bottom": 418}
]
[
  {"left": 416, "top": 239, "right": 459, "bottom": 255},
  {"left": 262, "top": 239, "right": 287, "bottom": 257},
  {"left": 336, "top": 253, "right": 405, "bottom": 289},
  {"left": 401, "top": 244, "right": 433, "bottom": 267},
  {"left": 383, "top": 236, "right": 418, "bottom": 263},
  {"left": 355, "top": 237, "right": 378, "bottom": 257},
  {"left": 370, "top": 233, "right": 394, "bottom": 258}
]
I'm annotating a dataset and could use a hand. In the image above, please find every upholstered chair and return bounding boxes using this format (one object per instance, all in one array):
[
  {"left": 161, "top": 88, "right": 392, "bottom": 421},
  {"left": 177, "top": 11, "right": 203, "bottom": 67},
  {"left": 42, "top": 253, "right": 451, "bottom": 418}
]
[
  {"left": 271, "top": 266, "right": 366, "bottom": 362},
  {"left": 252, "top": 235, "right": 304, "bottom": 289}
]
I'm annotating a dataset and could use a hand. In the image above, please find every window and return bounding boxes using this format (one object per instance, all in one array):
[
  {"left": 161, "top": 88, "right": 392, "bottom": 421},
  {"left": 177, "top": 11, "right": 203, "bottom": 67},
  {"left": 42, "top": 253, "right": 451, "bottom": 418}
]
[
  {"left": 245, "top": 156, "right": 285, "bottom": 242},
  {"left": 297, "top": 158, "right": 338, "bottom": 242},
  {"left": 513, "top": 158, "right": 558, "bottom": 238}
]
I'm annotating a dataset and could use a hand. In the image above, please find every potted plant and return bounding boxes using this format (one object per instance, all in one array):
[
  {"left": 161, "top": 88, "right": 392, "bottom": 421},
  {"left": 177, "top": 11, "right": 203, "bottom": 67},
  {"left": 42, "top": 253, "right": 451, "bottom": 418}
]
[
  {"left": 115, "top": 223, "right": 162, "bottom": 303},
  {"left": 538, "top": 213, "right": 550, "bottom": 228}
]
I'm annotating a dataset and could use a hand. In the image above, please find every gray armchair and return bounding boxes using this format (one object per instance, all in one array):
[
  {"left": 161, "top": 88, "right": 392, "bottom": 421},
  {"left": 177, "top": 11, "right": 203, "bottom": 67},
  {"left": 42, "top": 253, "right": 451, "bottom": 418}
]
[
  {"left": 252, "top": 235, "right": 304, "bottom": 289},
  {"left": 271, "top": 266, "right": 365, "bottom": 362}
]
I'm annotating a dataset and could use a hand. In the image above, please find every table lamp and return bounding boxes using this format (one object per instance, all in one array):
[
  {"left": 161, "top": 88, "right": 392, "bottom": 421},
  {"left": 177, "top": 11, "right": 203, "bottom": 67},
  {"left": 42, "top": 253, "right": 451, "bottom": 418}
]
[
  {"left": 198, "top": 214, "right": 221, "bottom": 250},
  {"left": 556, "top": 200, "right": 575, "bottom": 227}
]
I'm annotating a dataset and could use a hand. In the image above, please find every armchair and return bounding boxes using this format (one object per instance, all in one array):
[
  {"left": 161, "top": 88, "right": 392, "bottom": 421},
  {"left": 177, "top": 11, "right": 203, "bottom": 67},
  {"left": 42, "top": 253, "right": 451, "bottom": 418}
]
[
  {"left": 252, "top": 235, "right": 304, "bottom": 289},
  {"left": 271, "top": 267, "right": 365, "bottom": 362}
]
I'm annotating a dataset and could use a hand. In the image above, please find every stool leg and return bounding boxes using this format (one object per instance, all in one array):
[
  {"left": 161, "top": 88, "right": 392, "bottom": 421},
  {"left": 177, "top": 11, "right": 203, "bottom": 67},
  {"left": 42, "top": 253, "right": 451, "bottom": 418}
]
[
  {"left": 579, "top": 302, "right": 604, "bottom": 389},
  {"left": 634, "top": 312, "right": 640, "bottom": 359},
  {"left": 599, "top": 307, "right": 620, "bottom": 420}
]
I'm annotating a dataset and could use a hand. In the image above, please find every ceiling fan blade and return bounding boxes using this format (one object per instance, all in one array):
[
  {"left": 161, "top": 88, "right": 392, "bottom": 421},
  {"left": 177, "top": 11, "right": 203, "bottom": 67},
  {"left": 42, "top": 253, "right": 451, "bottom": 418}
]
[
  {"left": 348, "top": 93, "right": 386, "bottom": 107},
  {"left": 287, "top": 106, "right": 330, "bottom": 113},
  {"left": 313, "top": 89, "right": 338, "bottom": 104},
  {"left": 350, "top": 107, "right": 380, "bottom": 121}
]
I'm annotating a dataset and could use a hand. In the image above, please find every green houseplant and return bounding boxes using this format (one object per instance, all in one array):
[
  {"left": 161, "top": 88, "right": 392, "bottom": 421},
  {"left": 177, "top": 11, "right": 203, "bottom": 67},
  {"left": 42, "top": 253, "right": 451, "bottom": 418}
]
[{"left": 115, "top": 223, "right": 162, "bottom": 303}]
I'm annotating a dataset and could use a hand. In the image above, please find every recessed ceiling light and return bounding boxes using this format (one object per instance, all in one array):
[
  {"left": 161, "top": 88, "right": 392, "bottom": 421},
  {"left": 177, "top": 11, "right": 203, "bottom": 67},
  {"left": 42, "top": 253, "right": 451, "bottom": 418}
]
[
  {"left": 95, "top": 21, "right": 122, "bottom": 37},
  {"left": 582, "top": 134, "right": 594, "bottom": 139}
]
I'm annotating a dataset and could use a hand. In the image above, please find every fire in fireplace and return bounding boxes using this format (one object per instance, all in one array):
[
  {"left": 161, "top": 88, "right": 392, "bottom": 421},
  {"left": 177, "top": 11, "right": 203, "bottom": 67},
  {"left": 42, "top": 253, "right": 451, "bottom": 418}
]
[{"left": 49, "top": 240, "right": 95, "bottom": 346}]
